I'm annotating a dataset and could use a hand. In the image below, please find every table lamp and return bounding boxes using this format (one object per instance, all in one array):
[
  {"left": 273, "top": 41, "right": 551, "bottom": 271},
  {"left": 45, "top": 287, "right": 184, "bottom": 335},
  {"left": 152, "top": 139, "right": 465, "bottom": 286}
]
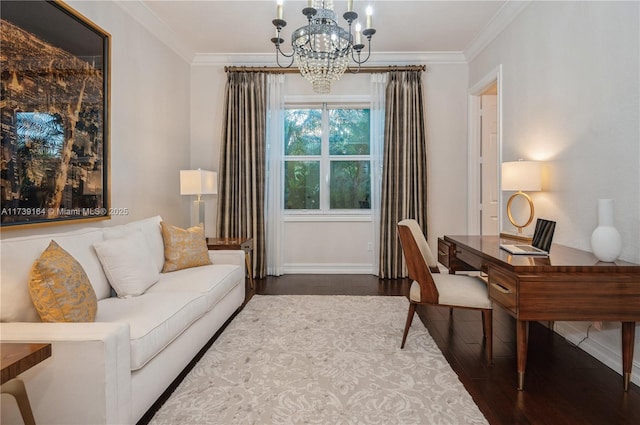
[
  {"left": 180, "top": 169, "right": 217, "bottom": 229},
  {"left": 501, "top": 160, "right": 542, "bottom": 234}
]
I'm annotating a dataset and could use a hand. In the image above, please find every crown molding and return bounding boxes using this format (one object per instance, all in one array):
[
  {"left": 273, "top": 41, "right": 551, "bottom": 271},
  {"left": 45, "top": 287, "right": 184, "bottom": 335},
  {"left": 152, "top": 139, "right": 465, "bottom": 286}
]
[
  {"left": 192, "top": 51, "right": 467, "bottom": 67},
  {"left": 114, "top": 2, "right": 464, "bottom": 67},
  {"left": 116, "top": 0, "right": 520, "bottom": 67},
  {"left": 114, "top": 1, "right": 195, "bottom": 63},
  {"left": 464, "top": 0, "right": 532, "bottom": 63}
]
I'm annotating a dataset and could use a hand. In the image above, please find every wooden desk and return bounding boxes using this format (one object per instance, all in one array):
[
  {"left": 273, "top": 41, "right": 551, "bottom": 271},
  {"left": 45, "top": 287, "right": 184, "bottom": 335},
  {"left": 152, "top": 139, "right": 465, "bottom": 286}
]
[
  {"left": 1, "top": 343, "right": 52, "bottom": 425},
  {"left": 207, "top": 237, "right": 254, "bottom": 289},
  {"left": 1, "top": 343, "right": 51, "bottom": 385},
  {"left": 439, "top": 235, "right": 640, "bottom": 391}
]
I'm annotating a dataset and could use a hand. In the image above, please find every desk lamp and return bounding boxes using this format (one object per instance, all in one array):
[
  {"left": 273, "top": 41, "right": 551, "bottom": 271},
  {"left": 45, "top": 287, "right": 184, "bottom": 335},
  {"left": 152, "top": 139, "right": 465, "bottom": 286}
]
[
  {"left": 501, "top": 160, "right": 542, "bottom": 235},
  {"left": 180, "top": 169, "right": 217, "bottom": 229}
]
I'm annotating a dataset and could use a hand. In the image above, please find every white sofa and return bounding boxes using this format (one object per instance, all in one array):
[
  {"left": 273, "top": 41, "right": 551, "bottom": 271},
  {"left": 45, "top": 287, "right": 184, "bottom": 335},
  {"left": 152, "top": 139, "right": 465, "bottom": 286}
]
[{"left": 0, "top": 216, "right": 245, "bottom": 425}]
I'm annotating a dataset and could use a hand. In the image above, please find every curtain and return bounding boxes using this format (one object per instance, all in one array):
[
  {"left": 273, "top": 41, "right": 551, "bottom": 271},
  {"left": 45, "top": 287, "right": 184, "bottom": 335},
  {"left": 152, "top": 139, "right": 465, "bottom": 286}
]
[
  {"left": 265, "top": 74, "right": 285, "bottom": 276},
  {"left": 217, "top": 72, "right": 267, "bottom": 278},
  {"left": 370, "top": 73, "right": 387, "bottom": 276},
  {"left": 379, "top": 70, "right": 428, "bottom": 278}
]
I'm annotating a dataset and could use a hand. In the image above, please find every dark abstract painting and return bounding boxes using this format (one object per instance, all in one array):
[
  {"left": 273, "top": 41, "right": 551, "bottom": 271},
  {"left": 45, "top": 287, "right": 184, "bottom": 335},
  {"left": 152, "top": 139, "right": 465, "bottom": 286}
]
[{"left": 1, "top": 0, "right": 110, "bottom": 227}]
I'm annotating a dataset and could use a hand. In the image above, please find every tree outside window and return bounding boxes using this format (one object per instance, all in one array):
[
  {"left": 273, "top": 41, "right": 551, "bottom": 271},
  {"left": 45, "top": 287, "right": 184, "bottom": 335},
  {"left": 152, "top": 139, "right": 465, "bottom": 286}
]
[{"left": 284, "top": 105, "right": 371, "bottom": 211}]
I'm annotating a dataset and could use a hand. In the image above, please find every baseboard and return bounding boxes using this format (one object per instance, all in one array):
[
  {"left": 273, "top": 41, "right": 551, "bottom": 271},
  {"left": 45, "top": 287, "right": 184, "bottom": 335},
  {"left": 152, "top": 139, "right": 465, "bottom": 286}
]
[
  {"left": 554, "top": 321, "right": 640, "bottom": 386},
  {"left": 283, "top": 263, "right": 375, "bottom": 274}
]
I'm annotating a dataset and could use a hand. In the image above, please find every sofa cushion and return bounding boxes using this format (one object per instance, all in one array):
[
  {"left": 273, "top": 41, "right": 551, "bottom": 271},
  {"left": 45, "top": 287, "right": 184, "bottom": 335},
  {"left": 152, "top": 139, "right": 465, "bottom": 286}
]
[
  {"left": 160, "top": 222, "right": 211, "bottom": 273},
  {"left": 93, "top": 230, "right": 160, "bottom": 297},
  {"left": 103, "top": 216, "right": 165, "bottom": 273},
  {"left": 96, "top": 292, "right": 208, "bottom": 370},
  {"left": 29, "top": 241, "right": 98, "bottom": 322},
  {"left": 146, "top": 263, "right": 243, "bottom": 311},
  {"left": 1, "top": 227, "right": 109, "bottom": 322}
]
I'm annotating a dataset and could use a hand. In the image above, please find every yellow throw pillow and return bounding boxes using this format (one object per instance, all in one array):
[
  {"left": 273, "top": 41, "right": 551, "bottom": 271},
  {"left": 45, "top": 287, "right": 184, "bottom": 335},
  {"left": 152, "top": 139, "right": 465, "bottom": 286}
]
[
  {"left": 29, "top": 240, "right": 97, "bottom": 322},
  {"left": 160, "top": 222, "right": 212, "bottom": 273}
]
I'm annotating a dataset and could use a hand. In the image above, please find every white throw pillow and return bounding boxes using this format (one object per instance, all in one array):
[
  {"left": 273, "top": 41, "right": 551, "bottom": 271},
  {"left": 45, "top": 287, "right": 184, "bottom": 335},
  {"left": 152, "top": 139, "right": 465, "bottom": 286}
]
[
  {"left": 93, "top": 230, "right": 160, "bottom": 297},
  {"left": 103, "top": 216, "right": 165, "bottom": 273}
]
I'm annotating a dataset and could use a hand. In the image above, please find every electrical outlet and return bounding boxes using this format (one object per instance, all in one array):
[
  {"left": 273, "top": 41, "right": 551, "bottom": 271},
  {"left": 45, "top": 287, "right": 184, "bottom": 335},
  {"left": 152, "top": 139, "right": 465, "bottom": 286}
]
[{"left": 367, "top": 242, "right": 373, "bottom": 251}]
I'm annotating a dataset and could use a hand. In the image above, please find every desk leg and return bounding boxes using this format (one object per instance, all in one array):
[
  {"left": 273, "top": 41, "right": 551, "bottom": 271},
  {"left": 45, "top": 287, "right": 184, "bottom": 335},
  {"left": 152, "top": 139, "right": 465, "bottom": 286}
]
[
  {"left": 244, "top": 252, "right": 254, "bottom": 289},
  {"left": 622, "top": 321, "right": 635, "bottom": 391},
  {"left": 516, "top": 320, "right": 529, "bottom": 391}
]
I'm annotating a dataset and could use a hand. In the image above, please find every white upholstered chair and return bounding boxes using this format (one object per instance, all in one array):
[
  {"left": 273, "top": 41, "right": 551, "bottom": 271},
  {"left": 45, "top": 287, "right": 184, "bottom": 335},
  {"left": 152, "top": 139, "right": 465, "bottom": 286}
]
[{"left": 397, "top": 219, "right": 493, "bottom": 363}]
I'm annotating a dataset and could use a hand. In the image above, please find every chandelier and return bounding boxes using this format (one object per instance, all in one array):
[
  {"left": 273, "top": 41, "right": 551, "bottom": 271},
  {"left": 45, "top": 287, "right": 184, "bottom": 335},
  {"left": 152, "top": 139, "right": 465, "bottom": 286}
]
[{"left": 271, "top": 0, "right": 376, "bottom": 94}]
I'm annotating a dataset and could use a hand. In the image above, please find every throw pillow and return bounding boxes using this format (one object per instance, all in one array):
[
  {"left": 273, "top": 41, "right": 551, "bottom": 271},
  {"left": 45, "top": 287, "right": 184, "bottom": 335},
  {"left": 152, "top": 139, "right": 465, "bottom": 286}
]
[
  {"left": 160, "top": 222, "right": 212, "bottom": 273},
  {"left": 29, "top": 240, "right": 98, "bottom": 322},
  {"left": 93, "top": 230, "right": 160, "bottom": 297}
]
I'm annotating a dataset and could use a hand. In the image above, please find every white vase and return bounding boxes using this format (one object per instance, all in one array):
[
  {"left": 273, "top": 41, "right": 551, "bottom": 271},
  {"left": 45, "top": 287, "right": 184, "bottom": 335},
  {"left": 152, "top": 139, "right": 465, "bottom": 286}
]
[{"left": 590, "top": 199, "right": 622, "bottom": 262}]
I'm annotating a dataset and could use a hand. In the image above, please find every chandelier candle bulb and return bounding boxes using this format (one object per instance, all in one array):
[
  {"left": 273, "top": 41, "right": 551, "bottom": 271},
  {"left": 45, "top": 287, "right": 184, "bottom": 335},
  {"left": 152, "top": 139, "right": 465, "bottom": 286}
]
[
  {"left": 355, "top": 23, "right": 362, "bottom": 44},
  {"left": 366, "top": 6, "right": 372, "bottom": 28},
  {"left": 347, "top": 0, "right": 353, "bottom": 12},
  {"left": 277, "top": 0, "right": 283, "bottom": 20}
]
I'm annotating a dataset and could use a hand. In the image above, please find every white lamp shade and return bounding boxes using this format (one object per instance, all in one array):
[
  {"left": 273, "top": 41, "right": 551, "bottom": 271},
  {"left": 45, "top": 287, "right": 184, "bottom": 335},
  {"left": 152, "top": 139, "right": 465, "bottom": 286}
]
[
  {"left": 501, "top": 161, "right": 542, "bottom": 192},
  {"left": 180, "top": 169, "right": 217, "bottom": 195}
]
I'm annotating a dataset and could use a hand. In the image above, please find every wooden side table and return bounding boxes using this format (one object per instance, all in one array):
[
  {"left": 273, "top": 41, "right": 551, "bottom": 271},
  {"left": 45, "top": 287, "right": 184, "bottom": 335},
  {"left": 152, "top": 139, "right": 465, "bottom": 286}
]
[
  {"left": 207, "top": 237, "right": 254, "bottom": 289},
  {"left": 1, "top": 343, "right": 52, "bottom": 425}
]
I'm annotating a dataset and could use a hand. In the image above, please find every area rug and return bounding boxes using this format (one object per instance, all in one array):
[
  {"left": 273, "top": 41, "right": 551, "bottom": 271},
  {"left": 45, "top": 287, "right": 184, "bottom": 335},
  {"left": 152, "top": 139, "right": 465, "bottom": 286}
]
[{"left": 149, "top": 295, "right": 488, "bottom": 425}]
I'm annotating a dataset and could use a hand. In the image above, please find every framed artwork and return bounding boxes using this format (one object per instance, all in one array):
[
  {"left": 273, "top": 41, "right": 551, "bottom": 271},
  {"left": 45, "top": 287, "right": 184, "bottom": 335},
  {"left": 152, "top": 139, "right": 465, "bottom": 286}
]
[{"left": 1, "top": 0, "right": 110, "bottom": 228}]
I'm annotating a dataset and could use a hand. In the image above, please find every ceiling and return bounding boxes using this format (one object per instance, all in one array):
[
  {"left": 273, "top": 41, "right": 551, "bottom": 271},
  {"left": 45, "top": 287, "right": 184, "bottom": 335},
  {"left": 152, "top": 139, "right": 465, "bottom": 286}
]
[{"left": 141, "top": 1, "right": 507, "bottom": 56}]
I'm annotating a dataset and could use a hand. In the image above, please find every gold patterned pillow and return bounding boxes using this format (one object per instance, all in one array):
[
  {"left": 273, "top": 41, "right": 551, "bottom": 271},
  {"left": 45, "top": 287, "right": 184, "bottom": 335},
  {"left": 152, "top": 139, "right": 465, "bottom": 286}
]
[
  {"left": 29, "top": 240, "right": 98, "bottom": 322},
  {"left": 160, "top": 222, "right": 212, "bottom": 273}
]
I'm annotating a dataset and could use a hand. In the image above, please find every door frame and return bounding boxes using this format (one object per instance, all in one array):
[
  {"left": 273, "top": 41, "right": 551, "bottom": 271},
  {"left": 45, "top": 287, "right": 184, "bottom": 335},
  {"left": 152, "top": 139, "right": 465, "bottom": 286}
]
[{"left": 467, "top": 65, "right": 503, "bottom": 235}]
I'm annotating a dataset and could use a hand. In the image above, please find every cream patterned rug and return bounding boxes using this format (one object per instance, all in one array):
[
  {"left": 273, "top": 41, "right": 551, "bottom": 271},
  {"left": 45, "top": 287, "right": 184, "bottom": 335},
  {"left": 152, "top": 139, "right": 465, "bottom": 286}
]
[{"left": 149, "top": 295, "right": 488, "bottom": 425}]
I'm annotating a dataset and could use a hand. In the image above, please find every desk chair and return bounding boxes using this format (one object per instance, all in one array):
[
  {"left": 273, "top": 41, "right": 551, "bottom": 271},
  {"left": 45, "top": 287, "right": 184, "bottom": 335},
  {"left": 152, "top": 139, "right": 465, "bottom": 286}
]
[{"left": 397, "top": 219, "right": 493, "bottom": 363}]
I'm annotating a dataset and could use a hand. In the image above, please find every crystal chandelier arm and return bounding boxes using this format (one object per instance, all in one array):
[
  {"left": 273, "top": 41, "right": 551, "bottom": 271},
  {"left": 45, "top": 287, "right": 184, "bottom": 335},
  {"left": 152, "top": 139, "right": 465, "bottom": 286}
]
[
  {"left": 275, "top": 46, "right": 295, "bottom": 68},
  {"left": 271, "top": 19, "right": 295, "bottom": 67},
  {"left": 346, "top": 60, "right": 362, "bottom": 74},
  {"left": 350, "top": 27, "right": 375, "bottom": 65}
]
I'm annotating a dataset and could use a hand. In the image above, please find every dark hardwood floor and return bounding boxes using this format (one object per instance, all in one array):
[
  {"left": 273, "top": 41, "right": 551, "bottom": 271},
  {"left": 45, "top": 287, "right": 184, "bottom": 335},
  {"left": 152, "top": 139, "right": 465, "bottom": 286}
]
[{"left": 250, "top": 274, "right": 640, "bottom": 425}]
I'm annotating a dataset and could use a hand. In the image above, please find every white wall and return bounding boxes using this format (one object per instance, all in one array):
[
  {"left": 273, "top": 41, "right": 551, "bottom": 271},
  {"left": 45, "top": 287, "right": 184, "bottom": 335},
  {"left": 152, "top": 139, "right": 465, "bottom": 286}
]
[
  {"left": 468, "top": 0, "right": 640, "bottom": 384},
  {"left": 190, "top": 64, "right": 227, "bottom": 235},
  {"left": 0, "top": 0, "right": 192, "bottom": 241},
  {"left": 424, "top": 64, "right": 470, "bottom": 248},
  {"left": 190, "top": 61, "right": 469, "bottom": 273}
]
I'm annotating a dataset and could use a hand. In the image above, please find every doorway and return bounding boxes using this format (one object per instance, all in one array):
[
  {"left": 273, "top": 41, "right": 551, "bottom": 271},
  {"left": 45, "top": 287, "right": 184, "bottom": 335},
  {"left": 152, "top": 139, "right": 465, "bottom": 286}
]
[
  {"left": 467, "top": 66, "right": 502, "bottom": 236},
  {"left": 480, "top": 84, "right": 498, "bottom": 235}
]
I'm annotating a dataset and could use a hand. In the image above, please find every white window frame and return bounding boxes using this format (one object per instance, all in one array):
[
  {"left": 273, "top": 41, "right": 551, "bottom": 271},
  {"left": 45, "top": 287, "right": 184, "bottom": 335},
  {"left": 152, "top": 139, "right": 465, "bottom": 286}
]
[{"left": 283, "top": 96, "right": 372, "bottom": 216}]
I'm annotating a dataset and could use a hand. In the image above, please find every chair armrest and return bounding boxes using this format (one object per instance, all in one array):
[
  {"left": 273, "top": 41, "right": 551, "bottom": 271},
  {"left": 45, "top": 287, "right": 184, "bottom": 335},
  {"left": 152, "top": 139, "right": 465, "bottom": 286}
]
[{"left": 1, "top": 322, "right": 131, "bottom": 425}]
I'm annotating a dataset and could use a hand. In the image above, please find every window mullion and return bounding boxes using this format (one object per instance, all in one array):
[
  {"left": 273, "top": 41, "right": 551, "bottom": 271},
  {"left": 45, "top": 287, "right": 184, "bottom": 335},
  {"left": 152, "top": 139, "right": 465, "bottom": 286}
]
[{"left": 321, "top": 103, "right": 330, "bottom": 212}]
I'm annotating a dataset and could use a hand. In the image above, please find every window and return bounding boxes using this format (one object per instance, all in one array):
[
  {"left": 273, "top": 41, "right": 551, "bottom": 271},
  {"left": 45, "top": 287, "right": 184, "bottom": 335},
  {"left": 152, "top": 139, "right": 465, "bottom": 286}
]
[{"left": 284, "top": 104, "right": 371, "bottom": 212}]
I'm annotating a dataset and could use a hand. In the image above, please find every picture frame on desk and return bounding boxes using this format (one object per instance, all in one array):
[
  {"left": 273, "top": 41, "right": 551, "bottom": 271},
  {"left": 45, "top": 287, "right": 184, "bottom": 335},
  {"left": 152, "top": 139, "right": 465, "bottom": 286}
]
[{"left": 1, "top": 0, "right": 110, "bottom": 229}]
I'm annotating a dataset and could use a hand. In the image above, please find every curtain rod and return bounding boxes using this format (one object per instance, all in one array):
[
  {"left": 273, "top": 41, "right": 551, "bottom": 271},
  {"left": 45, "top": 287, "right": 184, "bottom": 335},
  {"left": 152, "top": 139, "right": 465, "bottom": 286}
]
[{"left": 224, "top": 65, "right": 426, "bottom": 74}]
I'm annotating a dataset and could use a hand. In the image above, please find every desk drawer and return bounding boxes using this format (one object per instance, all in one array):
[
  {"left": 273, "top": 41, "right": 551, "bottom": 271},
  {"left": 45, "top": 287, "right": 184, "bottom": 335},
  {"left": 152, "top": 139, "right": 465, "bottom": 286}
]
[
  {"left": 457, "top": 246, "right": 483, "bottom": 270},
  {"left": 488, "top": 266, "right": 517, "bottom": 315},
  {"left": 437, "top": 238, "right": 452, "bottom": 268},
  {"left": 438, "top": 238, "right": 477, "bottom": 273}
]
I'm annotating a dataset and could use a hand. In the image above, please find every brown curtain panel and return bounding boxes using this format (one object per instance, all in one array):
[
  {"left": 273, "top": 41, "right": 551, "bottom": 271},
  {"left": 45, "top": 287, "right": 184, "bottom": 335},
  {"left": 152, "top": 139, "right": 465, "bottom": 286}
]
[
  {"left": 379, "top": 70, "right": 428, "bottom": 278},
  {"left": 217, "top": 72, "right": 267, "bottom": 278}
]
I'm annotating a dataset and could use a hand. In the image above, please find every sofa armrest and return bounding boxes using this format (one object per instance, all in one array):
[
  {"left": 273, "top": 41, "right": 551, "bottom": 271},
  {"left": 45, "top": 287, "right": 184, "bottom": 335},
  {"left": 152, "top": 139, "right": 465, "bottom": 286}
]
[
  {"left": 1, "top": 322, "right": 131, "bottom": 425},
  {"left": 209, "top": 249, "right": 246, "bottom": 270}
]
